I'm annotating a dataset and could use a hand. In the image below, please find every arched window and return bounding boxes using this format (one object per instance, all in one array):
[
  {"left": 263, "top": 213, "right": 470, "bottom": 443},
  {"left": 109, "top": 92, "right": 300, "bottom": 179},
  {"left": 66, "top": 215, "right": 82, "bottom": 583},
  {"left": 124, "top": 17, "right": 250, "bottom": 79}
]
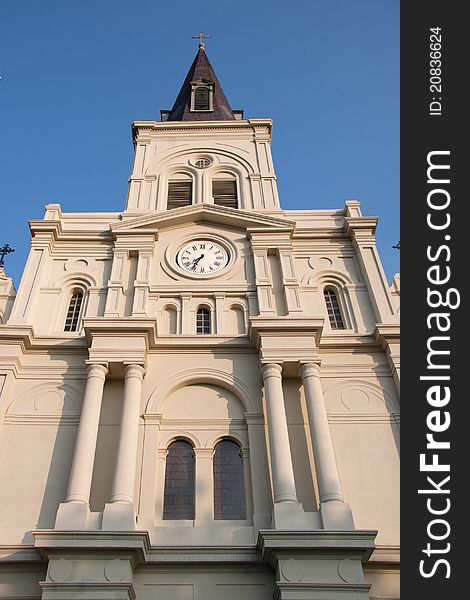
[
  {"left": 196, "top": 307, "right": 211, "bottom": 334},
  {"left": 212, "top": 177, "right": 238, "bottom": 208},
  {"left": 64, "top": 291, "right": 84, "bottom": 332},
  {"left": 167, "top": 177, "right": 193, "bottom": 210},
  {"left": 324, "top": 288, "right": 345, "bottom": 330},
  {"left": 163, "top": 440, "right": 195, "bottom": 520},
  {"left": 213, "top": 439, "right": 246, "bottom": 520}
]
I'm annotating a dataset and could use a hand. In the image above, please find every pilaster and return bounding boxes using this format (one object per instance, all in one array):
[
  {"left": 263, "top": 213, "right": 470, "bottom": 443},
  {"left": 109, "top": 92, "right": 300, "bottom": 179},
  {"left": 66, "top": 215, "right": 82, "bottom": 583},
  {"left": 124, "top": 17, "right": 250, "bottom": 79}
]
[
  {"left": 194, "top": 448, "right": 214, "bottom": 522},
  {"left": 375, "top": 323, "right": 400, "bottom": 395},
  {"left": 344, "top": 201, "right": 397, "bottom": 324}
]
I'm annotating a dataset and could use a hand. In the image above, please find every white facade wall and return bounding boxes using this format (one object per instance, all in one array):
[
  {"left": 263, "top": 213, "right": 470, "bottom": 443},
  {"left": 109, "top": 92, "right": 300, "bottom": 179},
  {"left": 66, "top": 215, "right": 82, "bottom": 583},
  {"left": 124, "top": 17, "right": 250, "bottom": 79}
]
[{"left": 0, "top": 118, "right": 399, "bottom": 600}]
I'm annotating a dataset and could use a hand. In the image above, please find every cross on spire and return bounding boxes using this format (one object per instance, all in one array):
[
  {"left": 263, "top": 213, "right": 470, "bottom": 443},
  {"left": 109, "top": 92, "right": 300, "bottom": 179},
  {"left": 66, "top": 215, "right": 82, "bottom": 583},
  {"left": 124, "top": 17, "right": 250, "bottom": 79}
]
[{"left": 192, "top": 31, "right": 211, "bottom": 49}]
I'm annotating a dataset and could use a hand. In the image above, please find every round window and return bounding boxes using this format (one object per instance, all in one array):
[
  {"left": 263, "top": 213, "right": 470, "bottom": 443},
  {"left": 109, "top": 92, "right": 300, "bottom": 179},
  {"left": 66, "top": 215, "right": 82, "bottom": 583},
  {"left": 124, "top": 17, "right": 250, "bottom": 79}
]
[{"left": 194, "top": 157, "right": 212, "bottom": 169}]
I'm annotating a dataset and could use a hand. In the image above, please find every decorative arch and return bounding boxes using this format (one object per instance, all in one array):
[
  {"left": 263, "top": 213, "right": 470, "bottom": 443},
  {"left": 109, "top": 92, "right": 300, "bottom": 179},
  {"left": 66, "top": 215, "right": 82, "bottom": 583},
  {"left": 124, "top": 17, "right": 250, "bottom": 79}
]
[
  {"left": 314, "top": 269, "right": 354, "bottom": 288},
  {"left": 53, "top": 272, "right": 97, "bottom": 290},
  {"left": 145, "top": 368, "right": 257, "bottom": 415},
  {"left": 146, "top": 147, "right": 255, "bottom": 178},
  {"left": 206, "top": 431, "right": 248, "bottom": 450},
  {"left": 162, "top": 433, "right": 199, "bottom": 450},
  {"left": 322, "top": 379, "right": 399, "bottom": 414},
  {"left": 6, "top": 381, "right": 83, "bottom": 417}
]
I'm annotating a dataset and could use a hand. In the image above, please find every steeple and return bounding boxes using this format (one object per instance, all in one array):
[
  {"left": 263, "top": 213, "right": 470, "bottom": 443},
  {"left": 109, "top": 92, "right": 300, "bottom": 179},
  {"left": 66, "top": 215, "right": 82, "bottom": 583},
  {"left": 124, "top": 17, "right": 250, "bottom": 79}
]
[{"left": 162, "top": 47, "right": 242, "bottom": 122}]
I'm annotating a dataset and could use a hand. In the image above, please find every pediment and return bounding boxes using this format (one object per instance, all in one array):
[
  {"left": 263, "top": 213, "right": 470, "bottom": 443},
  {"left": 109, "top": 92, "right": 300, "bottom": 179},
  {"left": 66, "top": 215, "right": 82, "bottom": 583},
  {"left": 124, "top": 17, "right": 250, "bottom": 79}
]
[{"left": 111, "top": 204, "right": 295, "bottom": 236}]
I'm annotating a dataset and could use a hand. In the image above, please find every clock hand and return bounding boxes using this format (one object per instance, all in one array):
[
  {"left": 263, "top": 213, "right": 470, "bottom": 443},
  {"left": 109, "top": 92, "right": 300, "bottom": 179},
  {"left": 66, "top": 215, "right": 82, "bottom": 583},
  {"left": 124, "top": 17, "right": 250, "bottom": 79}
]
[
  {"left": 189, "top": 254, "right": 205, "bottom": 271},
  {"left": 192, "top": 254, "right": 204, "bottom": 265}
]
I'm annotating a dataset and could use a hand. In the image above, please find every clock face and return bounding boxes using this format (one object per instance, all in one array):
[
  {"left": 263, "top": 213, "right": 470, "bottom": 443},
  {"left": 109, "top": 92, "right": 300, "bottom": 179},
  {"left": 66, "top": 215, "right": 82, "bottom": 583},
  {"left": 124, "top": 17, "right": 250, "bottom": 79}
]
[{"left": 177, "top": 240, "right": 229, "bottom": 275}]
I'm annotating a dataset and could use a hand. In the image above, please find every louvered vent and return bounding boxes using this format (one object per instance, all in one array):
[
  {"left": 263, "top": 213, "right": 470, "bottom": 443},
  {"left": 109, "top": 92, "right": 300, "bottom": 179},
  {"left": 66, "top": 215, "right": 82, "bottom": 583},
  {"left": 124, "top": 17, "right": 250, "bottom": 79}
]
[
  {"left": 212, "top": 180, "right": 238, "bottom": 208},
  {"left": 194, "top": 86, "right": 210, "bottom": 111},
  {"left": 167, "top": 180, "right": 193, "bottom": 210}
]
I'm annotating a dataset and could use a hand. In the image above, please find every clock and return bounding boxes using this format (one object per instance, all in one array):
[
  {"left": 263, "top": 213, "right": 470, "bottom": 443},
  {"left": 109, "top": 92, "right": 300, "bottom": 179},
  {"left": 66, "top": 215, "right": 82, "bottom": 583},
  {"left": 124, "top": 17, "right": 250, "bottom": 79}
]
[{"left": 177, "top": 240, "right": 229, "bottom": 275}]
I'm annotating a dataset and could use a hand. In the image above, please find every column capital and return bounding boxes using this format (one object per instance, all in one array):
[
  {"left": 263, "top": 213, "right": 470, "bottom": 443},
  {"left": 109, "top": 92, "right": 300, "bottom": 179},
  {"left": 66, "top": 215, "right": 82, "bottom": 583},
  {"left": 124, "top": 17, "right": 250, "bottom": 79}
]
[
  {"left": 260, "top": 363, "right": 282, "bottom": 380},
  {"left": 193, "top": 448, "right": 214, "bottom": 459},
  {"left": 123, "top": 363, "right": 146, "bottom": 380},
  {"left": 240, "top": 447, "right": 250, "bottom": 459},
  {"left": 85, "top": 362, "right": 108, "bottom": 380},
  {"left": 299, "top": 362, "right": 321, "bottom": 379}
]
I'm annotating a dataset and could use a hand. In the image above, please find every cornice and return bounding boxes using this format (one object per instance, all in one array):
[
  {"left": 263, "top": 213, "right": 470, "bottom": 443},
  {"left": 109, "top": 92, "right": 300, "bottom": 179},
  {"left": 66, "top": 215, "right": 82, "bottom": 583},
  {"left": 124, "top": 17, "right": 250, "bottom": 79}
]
[
  {"left": 29, "top": 220, "right": 114, "bottom": 243},
  {"left": 33, "top": 530, "right": 261, "bottom": 565},
  {"left": 113, "top": 203, "right": 294, "bottom": 234},
  {"left": 0, "top": 325, "right": 88, "bottom": 352},
  {"left": 257, "top": 529, "right": 377, "bottom": 564},
  {"left": 132, "top": 119, "right": 273, "bottom": 146},
  {"left": 343, "top": 216, "right": 378, "bottom": 240},
  {"left": 375, "top": 323, "right": 400, "bottom": 345}
]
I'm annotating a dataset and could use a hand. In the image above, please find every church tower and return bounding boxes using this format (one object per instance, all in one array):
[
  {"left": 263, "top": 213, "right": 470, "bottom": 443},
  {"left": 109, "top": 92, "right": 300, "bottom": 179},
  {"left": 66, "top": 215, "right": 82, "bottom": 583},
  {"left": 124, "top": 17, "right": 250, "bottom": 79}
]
[{"left": 0, "top": 43, "right": 400, "bottom": 600}]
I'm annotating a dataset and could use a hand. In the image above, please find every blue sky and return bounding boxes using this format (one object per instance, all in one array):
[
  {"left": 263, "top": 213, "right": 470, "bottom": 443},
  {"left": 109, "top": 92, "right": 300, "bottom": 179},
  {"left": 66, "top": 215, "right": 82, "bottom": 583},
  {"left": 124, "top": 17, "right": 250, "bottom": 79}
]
[{"left": 0, "top": 0, "right": 399, "bottom": 287}]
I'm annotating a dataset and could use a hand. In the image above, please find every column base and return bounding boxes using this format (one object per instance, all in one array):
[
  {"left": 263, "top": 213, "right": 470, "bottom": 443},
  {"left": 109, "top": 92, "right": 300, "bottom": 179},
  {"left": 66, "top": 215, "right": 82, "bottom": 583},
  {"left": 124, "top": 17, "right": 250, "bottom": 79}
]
[
  {"left": 272, "top": 501, "right": 306, "bottom": 529},
  {"left": 102, "top": 502, "right": 136, "bottom": 531},
  {"left": 258, "top": 529, "right": 376, "bottom": 600},
  {"left": 55, "top": 501, "right": 101, "bottom": 530},
  {"left": 320, "top": 501, "right": 355, "bottom": 530}
]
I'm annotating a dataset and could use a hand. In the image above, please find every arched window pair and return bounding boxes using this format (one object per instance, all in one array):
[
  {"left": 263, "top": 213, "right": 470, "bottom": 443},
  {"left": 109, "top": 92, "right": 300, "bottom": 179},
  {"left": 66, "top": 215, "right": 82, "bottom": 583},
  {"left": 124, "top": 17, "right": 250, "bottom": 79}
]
[
  {"left": 162, "top": 439, "right": 246, "bottom": 520},
  {"left": 167, "top": 176, "right": 238, "bottom": 210}
]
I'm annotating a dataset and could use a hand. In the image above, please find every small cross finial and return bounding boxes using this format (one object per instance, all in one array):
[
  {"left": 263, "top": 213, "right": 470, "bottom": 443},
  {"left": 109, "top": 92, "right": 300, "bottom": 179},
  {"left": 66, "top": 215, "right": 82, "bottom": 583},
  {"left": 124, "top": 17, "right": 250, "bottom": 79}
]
[
  {"left": 192, "top": 31, "right": 212, "bottom": 49},
  {"left": 0, "top": 244, "right": 15, "bottom": 268}
]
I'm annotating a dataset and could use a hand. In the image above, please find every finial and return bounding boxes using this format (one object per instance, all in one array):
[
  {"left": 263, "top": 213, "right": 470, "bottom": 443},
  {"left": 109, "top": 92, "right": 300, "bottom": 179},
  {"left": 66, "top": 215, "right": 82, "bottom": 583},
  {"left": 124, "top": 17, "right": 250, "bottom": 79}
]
[
  {"left": 192, "top": 31, "right": 212, "bottom": 49},
  {"left": 0, "top": 244, "right": 15, "bottom": 268}
]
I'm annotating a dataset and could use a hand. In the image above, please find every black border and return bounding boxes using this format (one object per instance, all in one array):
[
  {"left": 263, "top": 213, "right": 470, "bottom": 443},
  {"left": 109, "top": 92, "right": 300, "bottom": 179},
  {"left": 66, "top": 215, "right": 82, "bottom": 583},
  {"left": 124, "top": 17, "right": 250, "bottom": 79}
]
[{"left": 401, "top": 3, "right": 466, "bottom": 597}]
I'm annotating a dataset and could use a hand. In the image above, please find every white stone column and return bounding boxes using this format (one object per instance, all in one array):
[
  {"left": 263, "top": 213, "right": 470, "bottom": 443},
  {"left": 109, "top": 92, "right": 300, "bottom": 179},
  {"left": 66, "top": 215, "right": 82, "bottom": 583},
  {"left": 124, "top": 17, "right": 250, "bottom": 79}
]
[
  {"left": 65, "top": 363, "right": 108, "bottom": 503},
  {"left": 111, "top": 364, "right": 145, "bottom": 503},
  {"left": 299, "top": 363, "right": 343, "bottom": 503},
  {"left": 102, "top": 364, "right": 145, "bottom": 530},
  {"left": 261, "top": 363, "right": 297, "bottom": 503},
  {"left": 300, "top": 362, "right": 355, "bottom": 529}
]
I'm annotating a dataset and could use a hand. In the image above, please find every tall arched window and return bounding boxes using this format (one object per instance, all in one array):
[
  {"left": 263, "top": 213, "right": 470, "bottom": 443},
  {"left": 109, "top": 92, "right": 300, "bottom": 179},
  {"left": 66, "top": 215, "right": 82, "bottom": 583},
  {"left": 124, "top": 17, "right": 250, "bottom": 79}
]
[
  {"left": 196, "top": 307, "right": 211, "bottom": 334},
  {"left": 213, "top": 439, "right": 246, "bottom": 520},
  {"left": 163, "top": 440, "right": 195, "bottom": 520},
  {"left": 324, "top": 288, "right": 345, "bottom": 330},
  {"left": 64, "top": 291, "right": 84, "bottom": 332}
]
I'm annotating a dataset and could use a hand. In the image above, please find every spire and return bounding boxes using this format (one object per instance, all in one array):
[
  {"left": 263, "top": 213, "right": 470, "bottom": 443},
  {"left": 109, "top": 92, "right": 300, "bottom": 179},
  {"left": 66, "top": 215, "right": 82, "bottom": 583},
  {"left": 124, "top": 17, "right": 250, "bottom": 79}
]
[{"left": 164, "top": 47, "right": 238, "bottom": 122}]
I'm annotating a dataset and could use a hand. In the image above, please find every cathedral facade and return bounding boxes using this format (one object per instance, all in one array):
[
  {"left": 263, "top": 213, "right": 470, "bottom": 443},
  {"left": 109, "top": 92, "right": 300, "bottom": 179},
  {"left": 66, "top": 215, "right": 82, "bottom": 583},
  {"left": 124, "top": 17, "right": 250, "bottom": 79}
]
[{"left": 0, "top": 46, "right": 400, "bottom": 600}]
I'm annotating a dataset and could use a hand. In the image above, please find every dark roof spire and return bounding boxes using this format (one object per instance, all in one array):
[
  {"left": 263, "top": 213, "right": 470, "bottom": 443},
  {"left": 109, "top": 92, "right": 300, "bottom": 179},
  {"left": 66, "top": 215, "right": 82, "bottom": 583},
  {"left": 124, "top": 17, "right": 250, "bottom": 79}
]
[{"left": 164, "top": 46, "right": 238, "bottom": 122}]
